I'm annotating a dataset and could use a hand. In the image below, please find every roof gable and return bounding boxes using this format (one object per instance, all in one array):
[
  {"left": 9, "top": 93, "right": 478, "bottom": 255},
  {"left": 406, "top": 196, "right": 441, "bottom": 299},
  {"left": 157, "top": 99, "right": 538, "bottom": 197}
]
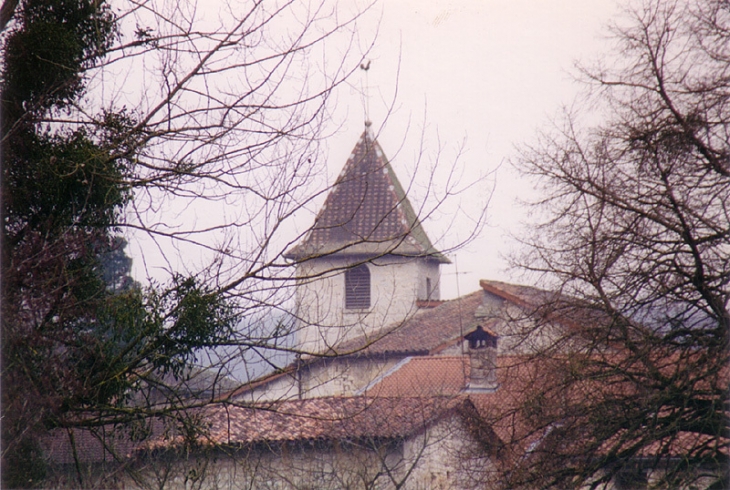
[{"left": 286, "top": 127, "right": 448, "bottom": 262}]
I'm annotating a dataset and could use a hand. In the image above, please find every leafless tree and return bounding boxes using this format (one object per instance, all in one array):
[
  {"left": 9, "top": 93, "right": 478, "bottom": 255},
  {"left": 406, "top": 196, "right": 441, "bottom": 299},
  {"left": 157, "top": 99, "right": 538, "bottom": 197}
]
[{"left": 499, "top": 0, "right": 729, "bottom": 488}]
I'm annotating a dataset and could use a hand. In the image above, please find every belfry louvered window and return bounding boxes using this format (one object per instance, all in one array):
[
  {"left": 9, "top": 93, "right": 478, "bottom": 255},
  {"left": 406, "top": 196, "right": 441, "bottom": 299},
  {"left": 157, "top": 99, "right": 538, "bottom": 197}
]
[{"left": 345, "top": 264, "right": 371, "bottom": 309}]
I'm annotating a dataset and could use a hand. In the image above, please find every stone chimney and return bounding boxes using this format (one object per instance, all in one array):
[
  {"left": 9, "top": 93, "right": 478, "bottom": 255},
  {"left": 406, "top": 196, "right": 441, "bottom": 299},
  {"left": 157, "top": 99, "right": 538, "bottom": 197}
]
[{"left": 464, "top": 325, "right": 498, "bottom": 392}]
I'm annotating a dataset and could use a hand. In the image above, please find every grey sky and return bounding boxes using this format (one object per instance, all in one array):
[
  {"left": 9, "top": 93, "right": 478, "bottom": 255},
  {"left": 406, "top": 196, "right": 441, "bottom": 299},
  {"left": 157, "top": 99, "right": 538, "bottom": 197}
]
[
  {"left": 322, "top": 0, "right": 621, "bottom": 298},
  {"left": 124, "top": 0, "right": 622, "bottom": 300}
]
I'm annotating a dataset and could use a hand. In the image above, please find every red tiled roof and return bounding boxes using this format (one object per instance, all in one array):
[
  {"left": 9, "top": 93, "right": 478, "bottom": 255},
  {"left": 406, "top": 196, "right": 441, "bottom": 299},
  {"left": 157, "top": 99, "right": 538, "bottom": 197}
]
[
  {"left": 226, "top": 287, "right": 499, "bottom": 397},
  {"left": 333, "top": 279, "right": 612, "bottom": 358},
  {"left": 44, "top": 398, "right": 468, "bottom": 464},
  {"left": 480, "top": 279, "right": 613, "bottom": 334},
  {"left": 49, "top": 355, "right": 725, "bottom": 470},
  {"left": 335, "top": 290, "right": 490, "bottom": 356},
  {"left": 229, "top": 280, "right": 576, "bottom": 398},
  {"left": 364, "top": 356, "right": 469, "bottom": 397},
  {"left": 147, "top": 396, "right": 466, "bottom": 449},
  {"left": 285, "top": 128, "right": 448, "bottom": 262},
  {"left": 478, "top": 280, "right": 557, "bottom": 309},
  {"left": 354, "top": 354, "right": 546, "bottom": 453}
]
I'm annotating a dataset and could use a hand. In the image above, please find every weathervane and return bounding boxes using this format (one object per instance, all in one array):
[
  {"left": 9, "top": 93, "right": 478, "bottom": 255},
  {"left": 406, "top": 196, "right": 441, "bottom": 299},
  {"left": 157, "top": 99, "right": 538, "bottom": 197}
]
[{"left": 360, "top": 59, "right": 371, "bottom": 127}]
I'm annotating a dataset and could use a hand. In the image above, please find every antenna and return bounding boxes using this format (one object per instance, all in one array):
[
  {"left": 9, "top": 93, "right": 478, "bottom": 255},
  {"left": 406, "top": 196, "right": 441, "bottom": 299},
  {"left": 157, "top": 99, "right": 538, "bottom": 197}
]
[
  {"left": 360, "top": 60, "right": 371, "bottom": 126},
  {"left": 453, "top": 255, "right": 466, "bottom": 356},
  {"left": 453, "top": 255, "right": 471, "bottom": 387}
]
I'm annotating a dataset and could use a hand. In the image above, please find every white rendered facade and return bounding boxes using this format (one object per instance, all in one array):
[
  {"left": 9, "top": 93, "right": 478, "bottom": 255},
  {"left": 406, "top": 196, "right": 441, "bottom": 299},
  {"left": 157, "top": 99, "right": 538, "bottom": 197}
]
[{"left": 294, "top": 255, "right": 441, "bottom": 355}]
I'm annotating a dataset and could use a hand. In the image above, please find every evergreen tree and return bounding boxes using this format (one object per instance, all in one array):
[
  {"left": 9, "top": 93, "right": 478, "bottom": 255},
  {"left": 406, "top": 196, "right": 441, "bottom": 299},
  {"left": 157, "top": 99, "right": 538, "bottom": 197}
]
[{"left": 1, "top": 1, "right": 234, "bottom": 486}]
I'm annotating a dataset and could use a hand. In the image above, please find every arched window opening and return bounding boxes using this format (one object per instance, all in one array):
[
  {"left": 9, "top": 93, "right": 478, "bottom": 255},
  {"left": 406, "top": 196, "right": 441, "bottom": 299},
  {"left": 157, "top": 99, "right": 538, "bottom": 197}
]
[{"left": 345, "top": 264, "right": 371, "bottom": 309}]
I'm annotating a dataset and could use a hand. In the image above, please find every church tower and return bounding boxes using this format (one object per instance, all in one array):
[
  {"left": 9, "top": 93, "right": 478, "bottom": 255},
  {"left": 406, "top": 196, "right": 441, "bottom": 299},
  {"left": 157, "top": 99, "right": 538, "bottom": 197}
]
[{"left": 285, "top": 123, "right": 450, "bottom": 354}]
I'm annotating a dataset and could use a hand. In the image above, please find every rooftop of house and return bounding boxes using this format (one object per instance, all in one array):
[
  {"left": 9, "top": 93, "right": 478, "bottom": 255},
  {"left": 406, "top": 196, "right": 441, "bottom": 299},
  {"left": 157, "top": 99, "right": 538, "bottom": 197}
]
[
  {"left": 333, "top": 289, "right": 487, "bottom": 356},
  {"left": 42, "top": 276, "right": 729, "bottom": 478},
  {"left": 223, "top": 279, "right": 554, "bottom": 401},
  {"left": 45, "top": 337, "right": 728, "bottom": 469},
  {"left": 332, "top": 279, "right": 545, "bottom": 357},
  {"left": 284, "top": 126, "right": 448, "bottom": 262},
  {"left": 362, "top": 356, "right": 469, "bottom": 397},
  {"left": 356, "top": 354, "right": 549, "bottom": 455},
  {"left": 141, "top": 354, "right": 566, "bottom": 457},
  {"left": 151, "top": 396, "right": 468, "bottom": 449}
]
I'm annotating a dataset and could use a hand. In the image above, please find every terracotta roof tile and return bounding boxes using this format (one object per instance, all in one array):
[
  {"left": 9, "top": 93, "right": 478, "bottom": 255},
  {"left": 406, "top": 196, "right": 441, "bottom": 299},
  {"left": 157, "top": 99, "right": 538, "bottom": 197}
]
[
  {"left": 335, "top": 290, "right": 490, "bottom": 356},
  {"left": 353, "top": 354, "right": 540, "bottom": 448},
  {"left": 333, "top": 280, "right": 612, "bottom": 357},
  {"left": 285, "top": 128, "right": 448, "bottom": 262},
  {"left": 360, "top": 355, "right": 532, "bottom": 399},
  {"left": 147, "top": 397, "right": 466, "bottom": 449},
  {"left": 479, "top": 279, "right": 613, "bottom": 333},
  {"left": 364, "top": 356, "right": 469, "bottom": 397},
  {"left": 479, "top": 280, "right": 558, "bottom": 308},
  {"left": 231, "top": 280, "right": 588, "bottom": 399},
  {"left": 43, "top": 357, "right": 553, "bottom": 463},
  {"left": 226, "top": 289, "right": 492, "bottom": 398}
]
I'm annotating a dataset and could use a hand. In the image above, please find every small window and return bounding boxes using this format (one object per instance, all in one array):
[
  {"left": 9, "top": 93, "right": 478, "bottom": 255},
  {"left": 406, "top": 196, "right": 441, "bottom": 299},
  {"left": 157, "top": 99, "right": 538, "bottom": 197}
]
[
  {"left": 426, "top": 278, "right": 432, "bottom": 300},
  {"left": 345, "top": 264, "right": 370, "bottom": 309}
]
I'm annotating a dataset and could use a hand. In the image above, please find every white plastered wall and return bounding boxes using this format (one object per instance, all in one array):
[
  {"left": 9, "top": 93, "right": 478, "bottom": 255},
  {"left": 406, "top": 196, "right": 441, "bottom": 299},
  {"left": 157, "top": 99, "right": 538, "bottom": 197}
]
[
  {"left": 300, "top": 356, "right": 403, "bottom": 398},
  {"left": 294, "top": 255, "right": 441, "bottom": 355}
]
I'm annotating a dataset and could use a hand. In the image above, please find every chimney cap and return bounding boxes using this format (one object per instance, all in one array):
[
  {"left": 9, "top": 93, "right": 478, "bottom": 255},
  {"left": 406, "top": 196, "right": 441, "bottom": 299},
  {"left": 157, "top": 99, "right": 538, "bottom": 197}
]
[{"left": 464, "top": 325, "right": 497, "bottom": 349}]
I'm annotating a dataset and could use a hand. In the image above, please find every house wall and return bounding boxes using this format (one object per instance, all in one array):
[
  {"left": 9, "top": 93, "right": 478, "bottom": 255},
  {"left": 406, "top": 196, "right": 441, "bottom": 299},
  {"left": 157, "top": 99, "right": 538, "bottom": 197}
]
[
  {"left": 180, "top": 444, "right": 400, "bottom": 490},
  {"left": 300, "top": 356, "right": 403, "bottom": 398},
  {"left": 235, "top": 372, "right": 299, "bottom": 403},
  {"left": 55, "top": 418, "right": 498, "bottom": 490},
  {"left": 401, "top": 415, "right": 496, "bottom": 490},
  {"left": 416, "top": 260, "right": 441, "bottom": 301},
  {"left": 236, "top": 356, "right": 404, "bottom": 401},
  {"left": 44, "top": 431, "right": 725, "bottom": 490},
  {"left": 76, "top": 441, "right": 408, "bottom": 490},
  {"left": 294, "top": 256, "right": 439, "bottom": 355}
]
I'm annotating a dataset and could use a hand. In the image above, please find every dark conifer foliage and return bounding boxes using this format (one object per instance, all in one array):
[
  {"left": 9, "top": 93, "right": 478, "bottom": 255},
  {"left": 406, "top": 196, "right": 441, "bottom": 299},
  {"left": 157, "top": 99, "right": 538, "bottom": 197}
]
[{"left": 1, "top": 1, "right": 234, "bottom": 487}]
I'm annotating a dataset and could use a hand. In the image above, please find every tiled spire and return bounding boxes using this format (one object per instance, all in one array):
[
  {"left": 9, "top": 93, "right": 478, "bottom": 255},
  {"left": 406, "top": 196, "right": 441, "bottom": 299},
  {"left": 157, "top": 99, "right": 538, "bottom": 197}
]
[{"left": 286, "top": 125, "right": 448, "bottom": 262}]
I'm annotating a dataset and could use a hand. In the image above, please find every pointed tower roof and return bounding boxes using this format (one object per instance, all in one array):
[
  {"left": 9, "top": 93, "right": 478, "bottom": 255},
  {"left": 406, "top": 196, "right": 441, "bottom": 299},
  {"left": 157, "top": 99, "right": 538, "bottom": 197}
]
[{"left": 286, "top": 125, "right": 449, "bottom": 262}]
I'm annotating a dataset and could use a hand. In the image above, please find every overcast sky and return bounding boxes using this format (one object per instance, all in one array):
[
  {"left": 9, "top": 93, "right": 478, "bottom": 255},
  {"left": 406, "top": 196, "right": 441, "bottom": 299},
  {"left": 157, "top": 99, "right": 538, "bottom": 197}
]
[
  {"left": 319, "top": 0, "right": 622, "bottom": 298},
  {"left": 123, "top": 0, "right": 624, "bottom": 300}
]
